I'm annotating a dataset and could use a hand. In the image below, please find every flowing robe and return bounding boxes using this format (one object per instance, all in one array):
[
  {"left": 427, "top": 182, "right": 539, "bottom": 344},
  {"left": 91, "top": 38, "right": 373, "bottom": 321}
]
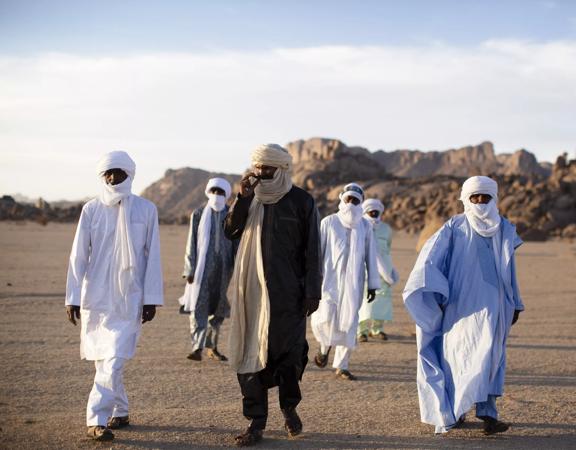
[
  {"left": 311, "top": 214, "right": 380, "bottom": 349},
  {"left": 180, "top": 205, "right": 234, "bottom": 322},
  {"left": 359, "top": 221, "right": 395, "bottom": 322},
  {"left": 224, "top": 186, "right": 322, "bottom": 377},
  {"left": 403, "top": 214, "right": 524, "bottom": 427},
  {"left": 66, "top": 196, "right": 164, "bottom": 360}
]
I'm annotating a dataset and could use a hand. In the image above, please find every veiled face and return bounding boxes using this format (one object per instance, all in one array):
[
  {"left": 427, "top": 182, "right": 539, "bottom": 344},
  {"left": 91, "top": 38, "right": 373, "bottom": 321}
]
[
  {"left": 253, "top": 164, "right": 277, "bottom": 180},
  {"left": 104, "top": 168, "right": 128, "bottom": 185},
  {"left": 343, "top": 195, "right": 360, "bottom": 205},
  {"left": 469, "top": 193, "right": 492, "bottom": 204},
  {"left": 208, "top": 187, "right": 226, "bottom": 196}
]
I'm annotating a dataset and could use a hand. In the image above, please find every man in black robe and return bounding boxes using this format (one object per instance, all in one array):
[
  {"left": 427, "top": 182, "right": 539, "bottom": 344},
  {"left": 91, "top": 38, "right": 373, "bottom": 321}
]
[{"left": 224, "top": 144, "right": 322, "bottom": 447}]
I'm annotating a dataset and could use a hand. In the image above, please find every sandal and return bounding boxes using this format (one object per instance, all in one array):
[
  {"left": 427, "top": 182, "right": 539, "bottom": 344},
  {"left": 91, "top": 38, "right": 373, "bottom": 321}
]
[
  {"left": 234, "top": 428, "right": 263, "bottom": 447},
  {"left": 207, "top": 348, "right": 228, "bottom": 361},
  {"left": 86, "top": 425, "right": 114, "bottom": 441},
  {"left": 335, "top": 369, "right": 357, "bottom": 381},
  {"left": 314, "top": 346, "right": 331, "bottom": 368},
  {"left": 107, "top": 415, "right": 130, "bottom": 429}
]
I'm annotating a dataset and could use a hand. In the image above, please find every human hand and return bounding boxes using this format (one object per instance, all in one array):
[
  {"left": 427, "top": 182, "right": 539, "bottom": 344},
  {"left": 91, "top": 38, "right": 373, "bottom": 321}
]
[
  {"left": 66, "top": 305, "right": 81, "bottom": 326},
  {"left": 512, "top": 309, "right": 521, "bottom": 325},
  {"left": 303, "top": 297, "right": 320, "bottom": 317},
  {"left": 142, "top": 305, "right": 157, "bottom": 323},
  {"left": 186, "top": 274, "right": 194, "bottom": 284},
  {"left": 239, "top": 172, "right": 260, "bottom": 198},
  {"left": 367, "top": 289, "right": 376, "bottom": 303}
]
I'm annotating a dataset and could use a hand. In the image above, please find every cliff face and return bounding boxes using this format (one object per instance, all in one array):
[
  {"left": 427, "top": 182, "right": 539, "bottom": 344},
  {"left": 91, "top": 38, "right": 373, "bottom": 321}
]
[
  {"left": 3, "top": 138, "right": 572, "bottom": 241},
  {"left": 140, "top": 168, "right": 240, "bottom": 222}
]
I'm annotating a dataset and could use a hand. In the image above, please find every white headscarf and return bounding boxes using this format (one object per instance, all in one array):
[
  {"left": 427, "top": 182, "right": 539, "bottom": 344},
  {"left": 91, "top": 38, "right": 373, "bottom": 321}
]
[
  {"left": 337, "top": 183, "right": 364, "bottom": 229},
  {"left": 179, "top": 177, "right": 232, "bottom": 313},
  {"left": 95, "top": 151, "right": 137, "bottom": 318},
  {"left": 228, "top": 144, "right": 294, "bottom": 374},
  {"left": 460, "top": 176, "right": 501, "bottom": 238},
  {"left": 362, "top": 198, "right": 385, "bottom": 226},
  {"left": 205, "top": 177, "right": 231, "bottom": 212}
]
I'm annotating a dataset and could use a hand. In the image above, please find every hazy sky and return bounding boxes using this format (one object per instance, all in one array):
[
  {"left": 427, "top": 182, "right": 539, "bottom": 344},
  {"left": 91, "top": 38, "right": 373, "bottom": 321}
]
[{"left": 1, "top": 0, "right": 575, "bottom": 200}]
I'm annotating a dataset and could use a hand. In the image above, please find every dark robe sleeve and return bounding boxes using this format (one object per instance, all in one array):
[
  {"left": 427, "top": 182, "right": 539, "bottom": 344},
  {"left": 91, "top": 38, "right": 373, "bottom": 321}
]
[
  {"left": 303, "top": 196, "right": 322, "bottom": 300},
  {"left": 224, "top": 193, "right": 254, "bottom": 240}
]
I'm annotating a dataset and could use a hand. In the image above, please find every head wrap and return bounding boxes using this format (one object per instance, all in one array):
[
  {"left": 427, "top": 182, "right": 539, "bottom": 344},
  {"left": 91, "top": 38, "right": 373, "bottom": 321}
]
[
  {"left": 339, "top": 183, "right": 364, "bottom": 203},
  {"left": 251, "top": 143, "right": 293, "bottom": 172},
  {"left": 205, "top": 177, "right": 232, "bottom": 199},
  {"left": 95, "top": 151, "right": 137, "bottom": 319},
  {"left": 460, "top": 176, "right": 501, "bottom": 237},
  {"left": 337, "top": 183, "right": 364, "bottom": 229},
  {"left": 251, "top": 144, "right": 293, "bottom": 205},
  {"left": 96, "top": 150, "right": 136, "bottom": 180},
  {"left": 362, "top": 198, "right": 385, "bottom": 215}
]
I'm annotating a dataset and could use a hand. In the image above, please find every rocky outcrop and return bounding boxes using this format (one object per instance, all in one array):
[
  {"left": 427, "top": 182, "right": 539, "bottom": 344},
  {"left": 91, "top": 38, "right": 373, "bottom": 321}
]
[
  {"left": 0, "top": 195, "right": 82, "bottom": 224},
  {"left": 140, "top": 168, "right": 241, "bottom": 223}
]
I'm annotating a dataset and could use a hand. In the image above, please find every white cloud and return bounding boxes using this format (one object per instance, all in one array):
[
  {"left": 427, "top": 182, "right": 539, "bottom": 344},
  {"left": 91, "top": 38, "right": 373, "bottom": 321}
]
[{"left": 0, "top": 40, "right": 575, "bottom": 200}]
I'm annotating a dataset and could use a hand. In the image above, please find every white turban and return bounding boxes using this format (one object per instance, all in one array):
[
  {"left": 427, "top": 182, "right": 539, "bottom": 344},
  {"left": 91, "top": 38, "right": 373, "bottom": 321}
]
[
  {"left": 96, "top": 150, "right": 136, "bottom": 180},
  {"left": 205, "top": 177, "right": 232, "bottom": 199},
  {"left": 362, "top": 198, "right": 385, "bottom": 215},
  {"left": 460, "top": 176, "right": 501, "bottom": 237},
  {"left": 339, "top": 182, "right": 364, "bottom": 203},
  {"left": 251, "top": 143, "right": 293, "bottom": 172},
  {"left": 460, "top": 176, "right": 498, "bottom": 202}
]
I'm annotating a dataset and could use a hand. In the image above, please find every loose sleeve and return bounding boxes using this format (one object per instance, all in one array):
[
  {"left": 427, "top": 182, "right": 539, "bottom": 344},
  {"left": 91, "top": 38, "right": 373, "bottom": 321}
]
[
  {"left": 182, "top": 210, "right": 198, "bottom": 278},
  {"left": 65, "top": 205, "right": 92, "bottom": 306},
  {"left": 510, "top": 255, "right": 524, "bottom": 311},
  {"left": 365, "top": 223, "right": 381, "bottom": 291},
  {"left": 224, "top": 193, "right": 253, "bottom": 240},
  {"left": 143, "top": 205, "right": 164, "bottom": 306},
  {"left": 304, "top": 196, "right": 322, "bottom": 300},
  {"left": 402, "top": 222, "right": 453, "bottom": 334}
]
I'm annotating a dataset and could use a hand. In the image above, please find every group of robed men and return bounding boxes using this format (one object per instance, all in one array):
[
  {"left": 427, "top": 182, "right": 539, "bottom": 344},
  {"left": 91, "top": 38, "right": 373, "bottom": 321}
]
[{"left": 65, "top": 145, "right": 524, "bottom": 445}]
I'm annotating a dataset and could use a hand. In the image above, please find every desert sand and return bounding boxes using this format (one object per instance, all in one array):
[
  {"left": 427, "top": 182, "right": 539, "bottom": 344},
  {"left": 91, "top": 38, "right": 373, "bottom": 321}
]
[{"left": 0, "top": 221, "right": 575, "bottom": 449}]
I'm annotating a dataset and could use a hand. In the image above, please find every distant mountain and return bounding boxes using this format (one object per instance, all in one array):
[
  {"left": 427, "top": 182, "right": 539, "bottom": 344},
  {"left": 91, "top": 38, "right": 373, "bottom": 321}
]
[{"left": 140, "top": 168, "right": 241, "bottom": 222}]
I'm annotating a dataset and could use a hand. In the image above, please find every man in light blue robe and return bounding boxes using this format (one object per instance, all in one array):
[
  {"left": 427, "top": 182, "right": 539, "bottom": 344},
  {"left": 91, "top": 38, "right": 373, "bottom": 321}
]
[{"left": 403, "top": 176, "right": 524, "bottom": 435}]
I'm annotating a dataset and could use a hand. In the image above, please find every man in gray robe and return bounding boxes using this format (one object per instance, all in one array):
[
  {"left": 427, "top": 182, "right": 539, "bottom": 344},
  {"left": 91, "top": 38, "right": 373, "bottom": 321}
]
[{"left": 179, "top": 178, "right": 235, "bottom": 361}]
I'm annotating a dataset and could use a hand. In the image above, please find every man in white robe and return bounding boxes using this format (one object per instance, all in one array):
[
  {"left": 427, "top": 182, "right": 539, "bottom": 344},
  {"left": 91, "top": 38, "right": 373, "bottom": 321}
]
[
  {"left": 311, "top": 183, "right": 380, "bottom": 380},
  {"left": 358, "top": 198, "right": 399, "bottom": 342},
  {"left": 403, "top": 176, "right": 524, "bottom": 435},
  {"left": 65, "top": 151, "right": 164, "bottom": 441},
  {"left": 178, "top": 178, "right": 235, "bottom": 362}
]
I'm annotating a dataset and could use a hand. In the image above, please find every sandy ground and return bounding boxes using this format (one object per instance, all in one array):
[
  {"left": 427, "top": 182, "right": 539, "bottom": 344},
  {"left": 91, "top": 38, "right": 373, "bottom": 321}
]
[{"left": 0, "top": 221, "right": 575, "bottom": 450}]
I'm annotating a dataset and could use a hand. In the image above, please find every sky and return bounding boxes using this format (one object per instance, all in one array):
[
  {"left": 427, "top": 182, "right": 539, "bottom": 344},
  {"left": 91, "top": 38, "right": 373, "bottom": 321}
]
[{"left": 1, "top": 0, "right": 575, "bottom": 200}]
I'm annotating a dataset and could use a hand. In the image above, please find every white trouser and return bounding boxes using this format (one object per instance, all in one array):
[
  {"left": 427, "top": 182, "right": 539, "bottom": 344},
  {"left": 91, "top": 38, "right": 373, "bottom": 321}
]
[
  {"left": 86, "top": 357, "right": 128, "bottom": 426},
  {"left": 320, "top": 344, "right": 352, "bottom": 370}
]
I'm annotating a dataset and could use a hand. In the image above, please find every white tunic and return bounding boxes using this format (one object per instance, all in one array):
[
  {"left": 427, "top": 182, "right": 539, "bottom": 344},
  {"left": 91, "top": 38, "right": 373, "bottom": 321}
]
[
  {"left": 66, "top": 196, "right": 164, "bottom": 360},
  {"left": 311, "top": 214, "right": 380, "bottom": 349}
]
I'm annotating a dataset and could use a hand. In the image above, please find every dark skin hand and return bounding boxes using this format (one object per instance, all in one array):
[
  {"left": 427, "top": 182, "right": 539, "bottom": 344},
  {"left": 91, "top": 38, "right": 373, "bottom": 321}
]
[
  {"left": 469, "top": 193, "right": 492, "bottom": 204},
  {"left": 303, "top": 298, "right": 320, "bottom": 317},
  {"left": 367, "top": 289, "right": 376, "bottom": 303},
  {"left": 103, "top": 168, "right": 128, "bottom": 185},
  {"left": 66, "top": 305, "right": 159, "bottom": 324},
  {"left": 512, "top": 309, "right": 521, "bottom": 325},
  {"left": 239, "top": 164, "right": 278, "bottom": 198},
  {"left": 142, "top": 305, "right": 157, "bottom": 323},
  {"left": 66, "top": 305, "right": 81, "bottom": 325}
]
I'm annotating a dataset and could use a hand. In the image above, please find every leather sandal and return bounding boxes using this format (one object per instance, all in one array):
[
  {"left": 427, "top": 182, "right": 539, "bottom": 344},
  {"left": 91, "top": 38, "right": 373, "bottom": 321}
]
[
  {"left": 234, "top": 428, "right": 263, "bottom": 447},
  {"left": 107, "top": 415, "right": 130, "bottom": 429},
  {"left": 86, "top": 426, "right": 114, "bottom": 441},
  {"left": 314, "top": 346, "right": 331, "bottom": 368}
]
